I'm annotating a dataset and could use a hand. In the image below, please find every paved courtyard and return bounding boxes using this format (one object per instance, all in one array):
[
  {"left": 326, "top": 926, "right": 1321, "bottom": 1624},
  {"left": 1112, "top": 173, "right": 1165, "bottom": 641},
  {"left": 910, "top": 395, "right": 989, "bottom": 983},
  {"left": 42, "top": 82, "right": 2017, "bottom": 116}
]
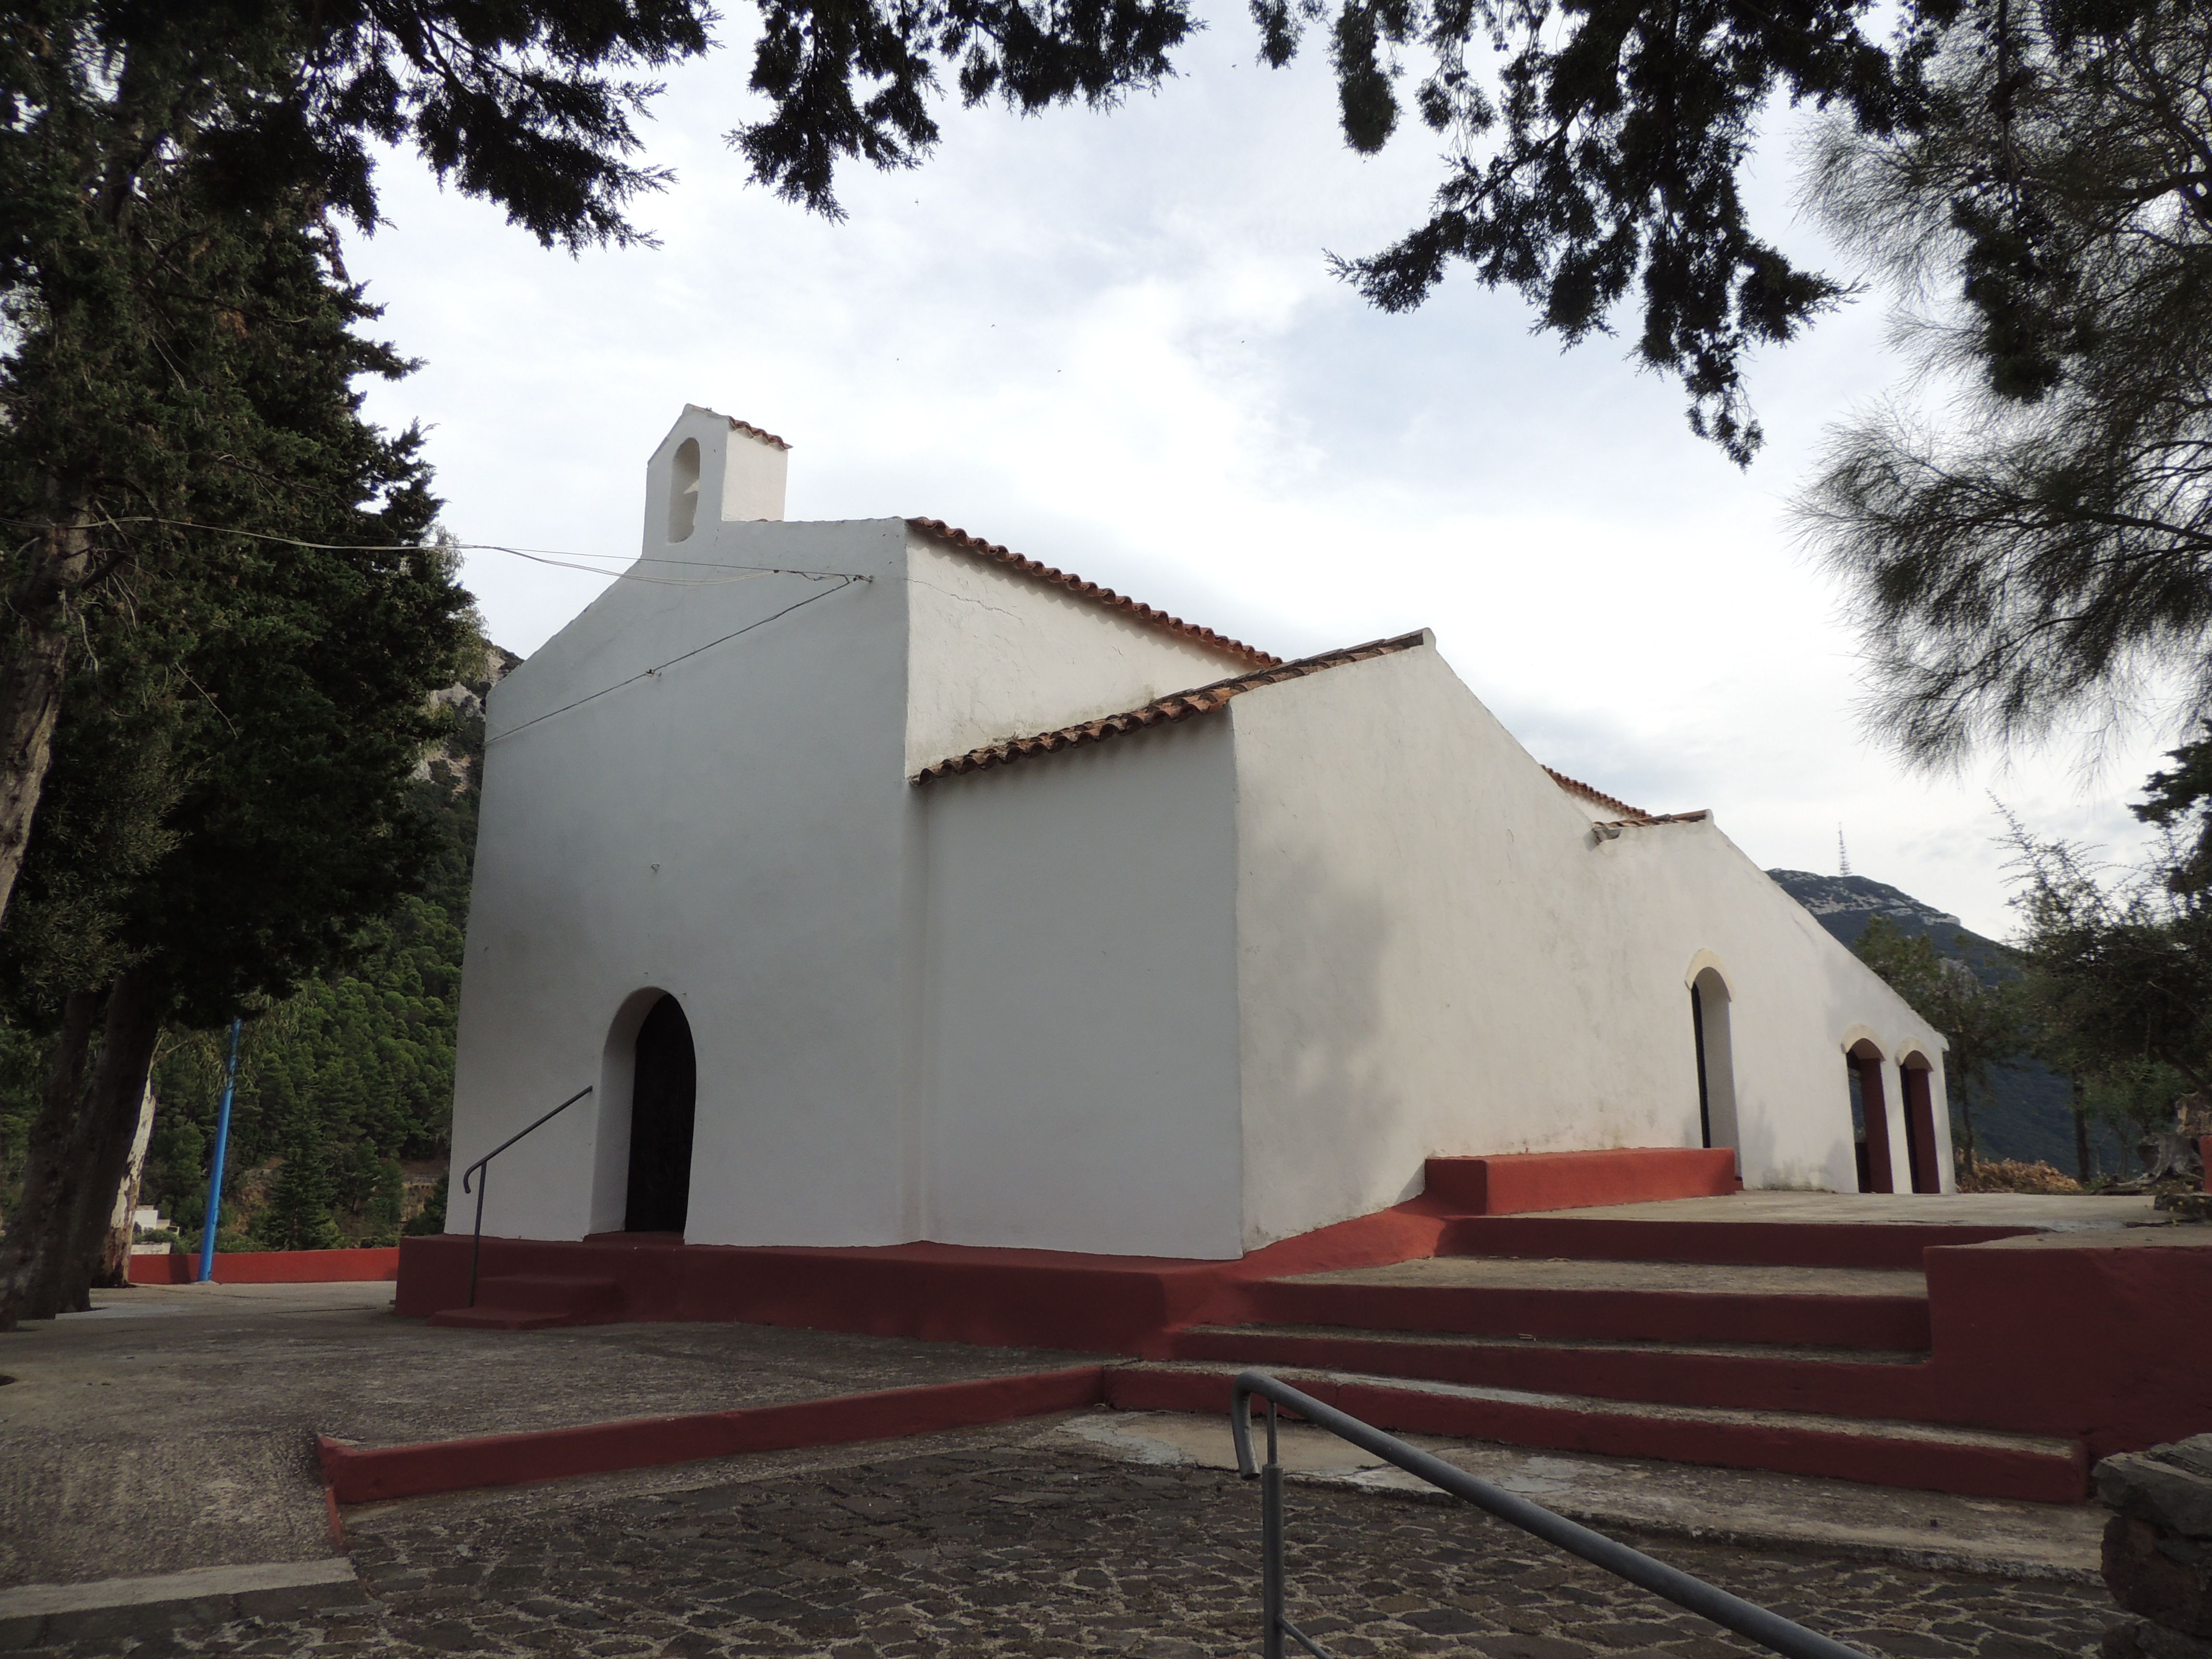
[
  {"left": 6, "top": 1419, "right": 2122, "bottom": 1658},
  {"left": 0, "top": 1282, "right": 1084, "bottom": 1589},
  {"left": 0, "top": 1275, "right": 2134, "bottom": 1657}
]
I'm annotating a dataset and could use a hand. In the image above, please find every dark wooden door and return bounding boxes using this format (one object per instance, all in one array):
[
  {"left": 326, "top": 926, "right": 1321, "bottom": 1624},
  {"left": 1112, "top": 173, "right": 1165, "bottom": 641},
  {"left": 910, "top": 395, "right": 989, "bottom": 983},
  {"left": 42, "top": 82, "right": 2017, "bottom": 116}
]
[{"left": 625, "top": 995, "right": 696, "bottom": 1234}]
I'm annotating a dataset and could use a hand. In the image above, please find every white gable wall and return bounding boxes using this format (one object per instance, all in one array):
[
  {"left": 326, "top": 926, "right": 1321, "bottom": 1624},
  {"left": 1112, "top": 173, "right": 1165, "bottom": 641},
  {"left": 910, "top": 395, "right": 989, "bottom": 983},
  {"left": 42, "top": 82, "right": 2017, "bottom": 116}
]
[
  {"left": 452, "top": 515, "right": 919, "bottom": 1246},
  {"left": 902, "top": 531, "right": 1252, "bottom": 776},
  {"left": 1229, "top": 642, "right": 1951, "bottom": 1250},
  {"left": 917, "top": 720, "right": 1244, "bottom": 1258}
]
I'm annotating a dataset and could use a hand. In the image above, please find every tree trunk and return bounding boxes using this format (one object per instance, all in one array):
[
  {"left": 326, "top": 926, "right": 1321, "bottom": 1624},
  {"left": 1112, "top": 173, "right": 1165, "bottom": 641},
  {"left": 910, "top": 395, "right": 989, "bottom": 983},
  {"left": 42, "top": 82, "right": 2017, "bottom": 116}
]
[
  {"left": 97, "top": 1076, "right": 158, "bottom": 1288},
  {"left": 2072, "top": 1075, "right": 2094, "bottom": 1184},
  {"left": 1954, "top": 1048, "right": 1979, "bottom": 1178},
  {"left": 0, "top": 970, "right": 167, "bottom": 1326},
  {"left": 0, "top": 990, "right": 101, "bottom": 1330},
  {"left": 54, "top": 969, "right": 168, "bottom": 1315},
  {"left": 0, "top": 515, "right": 93, "bottom": 933}
]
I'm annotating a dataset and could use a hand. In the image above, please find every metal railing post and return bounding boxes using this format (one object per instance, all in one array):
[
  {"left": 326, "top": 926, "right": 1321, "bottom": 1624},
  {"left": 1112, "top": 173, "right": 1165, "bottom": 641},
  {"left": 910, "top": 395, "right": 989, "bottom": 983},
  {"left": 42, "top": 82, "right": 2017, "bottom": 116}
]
[
  {"left": 468, "top": 1167, "right": 488, "bottom": 1308},
  {"left": 1261, "top": 1403, "right": 1285, "bottom": 1659},
  {"left": 455, "top": 1085, "right": 592, "bottom": 1313},
  {"left": 1230, "top": 1370, "right": 1866, "bottom": 1659}
]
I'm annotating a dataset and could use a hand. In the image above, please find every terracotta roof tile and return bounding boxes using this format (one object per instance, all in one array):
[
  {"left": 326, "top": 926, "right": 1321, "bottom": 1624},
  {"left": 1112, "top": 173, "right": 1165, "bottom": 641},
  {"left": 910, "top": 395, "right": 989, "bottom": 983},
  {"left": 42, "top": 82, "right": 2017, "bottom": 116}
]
[
  {"left": 908, "top": 518, "right": 1281, "bottom": 668},
  {"left": 730, "top": 417, "right": 791, "bottom": 451},
  {"left": 914, "top": 631, "right": 1428, "bottom": 784},
  {"left": 1544, "top": 767, "right": 1648, "bottom": 819},
  {"left": 1543, "top": 766, "right": 1705, "bottom": 827},
  {"left": 1597, "top": 810, "right": 1712, "bottom": 828}
]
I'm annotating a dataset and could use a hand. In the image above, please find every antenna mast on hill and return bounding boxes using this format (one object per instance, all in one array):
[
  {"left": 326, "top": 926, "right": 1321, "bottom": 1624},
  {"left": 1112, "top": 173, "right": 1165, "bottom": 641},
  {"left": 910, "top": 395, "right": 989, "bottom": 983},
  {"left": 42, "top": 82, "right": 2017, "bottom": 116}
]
[{"left": 1838, "top": 827, "right": 1852, "bottom": 878}]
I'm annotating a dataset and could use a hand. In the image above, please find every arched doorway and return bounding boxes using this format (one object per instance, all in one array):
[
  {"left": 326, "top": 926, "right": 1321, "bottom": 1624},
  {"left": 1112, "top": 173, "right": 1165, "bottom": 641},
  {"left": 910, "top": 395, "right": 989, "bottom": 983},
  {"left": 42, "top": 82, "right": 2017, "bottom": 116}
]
[
  {"left": 1847, "top": 1040, "right": 1894, "bottom": 1194},
  {"left": 1899, "top": 1055, "right": 1942, "bottom": 1193},
  {"left": 625, "top": 994, "right": 697, "bottom": 1234},
  {"left": 1689, "top": 967, "right": 1739, "bottom": 1152}
]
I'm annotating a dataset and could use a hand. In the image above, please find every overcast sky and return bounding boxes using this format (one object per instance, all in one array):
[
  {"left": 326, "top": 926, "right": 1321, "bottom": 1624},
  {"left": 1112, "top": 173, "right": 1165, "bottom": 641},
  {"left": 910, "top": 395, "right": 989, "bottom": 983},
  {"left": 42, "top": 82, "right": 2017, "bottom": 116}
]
[{"left": 339, "top": 1, "right": 2176, "bottom": 940}]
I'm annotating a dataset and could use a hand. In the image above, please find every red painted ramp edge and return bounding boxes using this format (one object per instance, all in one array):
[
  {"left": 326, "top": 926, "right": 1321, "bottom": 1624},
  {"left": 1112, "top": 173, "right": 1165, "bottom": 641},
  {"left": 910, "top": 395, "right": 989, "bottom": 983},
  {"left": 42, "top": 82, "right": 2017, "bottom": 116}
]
[
  {"left": 318, "top": 1365, "right": 1107, "bottom": 1504},
  {"left": 129, "top": 1247, "right": 401, "bottom": 1285},
  {"left": 1424, "top": 1149, "right": 1740, "bottom": 1215}
]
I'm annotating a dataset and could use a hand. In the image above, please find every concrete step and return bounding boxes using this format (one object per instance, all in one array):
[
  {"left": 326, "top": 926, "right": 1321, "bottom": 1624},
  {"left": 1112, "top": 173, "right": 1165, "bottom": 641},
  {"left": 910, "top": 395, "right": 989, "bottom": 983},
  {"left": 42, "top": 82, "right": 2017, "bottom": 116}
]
[
  {"left": 1167, "top": 1322, "right": 1945, "bottom": 1421},
  {"left": 1105, "top": 1361, "right": 2089, "bottom": 1503},
  {"left": 1251, "top": 1258, "right": 1929, "bottom": 1350},
  {"left": 1441, "top": 1215, "right": 2037, "bottom": 1269},
  {"left": 425, "top": 1274, "right": 623, "bottom": 1330}
]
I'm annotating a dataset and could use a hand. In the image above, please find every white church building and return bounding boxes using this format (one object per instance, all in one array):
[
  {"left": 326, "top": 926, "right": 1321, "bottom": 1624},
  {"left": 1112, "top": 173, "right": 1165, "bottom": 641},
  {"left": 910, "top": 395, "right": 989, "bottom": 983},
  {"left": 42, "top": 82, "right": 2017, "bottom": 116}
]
[{"left": 447, "top": 406, "right": 1955, "bottom": 1264}]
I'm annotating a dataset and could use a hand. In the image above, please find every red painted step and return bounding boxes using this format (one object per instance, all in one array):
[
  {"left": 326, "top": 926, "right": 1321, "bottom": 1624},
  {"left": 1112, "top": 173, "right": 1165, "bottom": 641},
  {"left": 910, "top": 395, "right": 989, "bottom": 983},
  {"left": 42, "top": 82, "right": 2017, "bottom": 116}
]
[
  {"left": 1247, "top": 1266, "right": 1930, "bottom": 1351},
  {"left": 1167, "top": 1323, "right": 1945, "bottom": 1421},
  {"left": 320, "top": 1367, "right": 1107, "bottom": 1503},
  {"left": 427, "top": 1274, "right": 624, "bottom": 1330},
  {"left": 1440, "top": 1216, "right": 2037, "bottom": 1269},
  {"left": 1106, "top": 1363, "right": 2089, "bottom": 1503}
]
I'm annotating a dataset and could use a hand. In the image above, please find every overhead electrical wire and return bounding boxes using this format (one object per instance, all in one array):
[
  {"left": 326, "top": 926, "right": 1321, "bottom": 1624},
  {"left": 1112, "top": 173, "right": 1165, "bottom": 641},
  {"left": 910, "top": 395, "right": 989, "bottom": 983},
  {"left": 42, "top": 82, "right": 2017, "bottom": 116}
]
[
  {"left": 486, "top": 576, "right": 869, "bottom": 745},
  {"left": 3, "top": 509, "right": 877, "bottom": 741},
  {"left": 0, "top": 513, "right": 863, "bottom": 588}
]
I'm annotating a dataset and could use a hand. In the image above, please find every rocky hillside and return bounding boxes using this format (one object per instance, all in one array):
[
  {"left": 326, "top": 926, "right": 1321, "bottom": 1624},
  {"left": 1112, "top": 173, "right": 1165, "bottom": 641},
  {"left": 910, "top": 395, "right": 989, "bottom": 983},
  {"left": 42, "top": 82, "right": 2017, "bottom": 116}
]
[{"left": 1765, "top": 869, "right": 2122, "bottom": 1174}]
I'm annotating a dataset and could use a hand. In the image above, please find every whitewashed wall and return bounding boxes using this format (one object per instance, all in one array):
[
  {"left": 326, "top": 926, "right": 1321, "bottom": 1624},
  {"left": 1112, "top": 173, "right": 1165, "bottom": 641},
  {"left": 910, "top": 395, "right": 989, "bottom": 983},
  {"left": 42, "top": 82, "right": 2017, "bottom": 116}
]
[
  {"left": 1229, "top": 642, "right": 1951, "bottom": 1250},
  {"left": 917, "top": 721, "right": 1244, "bottom": 1258},
  {"left": 902, "top": 533, "right": 1249, "bottom": 774},
  {"left": 451, "top": 510, "right": 917, "bottom": 1245}
]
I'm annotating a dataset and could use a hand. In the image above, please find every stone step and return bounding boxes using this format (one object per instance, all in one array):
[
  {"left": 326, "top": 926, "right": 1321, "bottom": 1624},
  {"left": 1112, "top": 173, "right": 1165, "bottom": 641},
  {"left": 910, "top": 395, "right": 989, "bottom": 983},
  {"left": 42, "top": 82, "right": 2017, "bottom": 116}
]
[
  {"left": 425, "top": 1274, "right": 623, "bottom": 1330},
  {"left": 1104, "top": 1361, "right": 2089, "bottom": 1502},
  {"left": 1250, "top": 1258, "right": 1930, "bottom": 1350},
  {"left": 1167, "top": 1322, "right": 1945, "bottom": 1421},
  {"left": 1439, "top": 1215, "right": 2038, "bottom": 1269}
]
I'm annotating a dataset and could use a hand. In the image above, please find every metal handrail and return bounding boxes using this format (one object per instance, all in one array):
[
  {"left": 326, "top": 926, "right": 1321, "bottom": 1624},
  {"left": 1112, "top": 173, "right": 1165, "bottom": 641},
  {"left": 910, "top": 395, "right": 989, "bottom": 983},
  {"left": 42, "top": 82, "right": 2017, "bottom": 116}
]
[
  {"left": 1231, "top": 1371, "right": 1868, "bottom": 1659},
  {"left": 458, "top": 1086, "right": 592, "bottom": 1308}
]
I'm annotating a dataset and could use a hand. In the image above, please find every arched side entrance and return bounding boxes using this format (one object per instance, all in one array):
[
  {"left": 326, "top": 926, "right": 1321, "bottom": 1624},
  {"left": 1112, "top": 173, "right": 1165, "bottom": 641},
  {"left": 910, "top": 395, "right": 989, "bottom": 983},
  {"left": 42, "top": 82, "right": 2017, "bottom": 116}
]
[
  {"left": 1846, "top": 1039, "right": 1894, "bottom": 1194},
  {"left": 1688, "top": 965, "right": 1739, "bottom": 1153},
  {"left": 625, "top": 994, "right": 697, "bottom": 1235},
  {"left": 1899, "top": 1053, "right": 1942, "bottom": 1193}
]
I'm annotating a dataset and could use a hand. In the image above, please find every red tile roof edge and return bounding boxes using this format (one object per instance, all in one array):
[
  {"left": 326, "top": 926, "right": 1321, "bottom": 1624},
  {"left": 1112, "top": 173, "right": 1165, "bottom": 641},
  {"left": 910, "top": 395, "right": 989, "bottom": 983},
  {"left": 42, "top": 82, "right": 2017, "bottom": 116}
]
[
  {"left": 1597, "top": 810, "right": 1712, "bottom": 828},
  {"left": 913, "top": 631, "right": 1431, "bottom": 784},
  {"left": 730, "top": 417, "right": 791, "bottom": 451},
  {"left": 1543, "top": 767, "right": 1649, "bottom": 819},
  {"left": 907, "top": 518, "right": 1282, "bottom": 668}
]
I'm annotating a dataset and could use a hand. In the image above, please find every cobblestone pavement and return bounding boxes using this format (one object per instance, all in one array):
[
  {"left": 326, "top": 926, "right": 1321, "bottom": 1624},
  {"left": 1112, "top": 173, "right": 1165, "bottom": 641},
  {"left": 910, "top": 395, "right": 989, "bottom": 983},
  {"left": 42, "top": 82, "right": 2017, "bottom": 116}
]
[
  {"left": 0, "top": 1286, "right": 1087, "bottom": 1587},
  {"left": 22, "top": 1421, "right": 2121, "bottom": 1659}
]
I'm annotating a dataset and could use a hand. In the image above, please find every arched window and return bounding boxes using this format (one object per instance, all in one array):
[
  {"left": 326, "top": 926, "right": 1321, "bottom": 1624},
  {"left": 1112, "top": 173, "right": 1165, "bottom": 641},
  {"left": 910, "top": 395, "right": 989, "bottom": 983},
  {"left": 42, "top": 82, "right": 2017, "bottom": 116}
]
[{"left": 668, "top": 437, "right": 701, "bottom": 542}]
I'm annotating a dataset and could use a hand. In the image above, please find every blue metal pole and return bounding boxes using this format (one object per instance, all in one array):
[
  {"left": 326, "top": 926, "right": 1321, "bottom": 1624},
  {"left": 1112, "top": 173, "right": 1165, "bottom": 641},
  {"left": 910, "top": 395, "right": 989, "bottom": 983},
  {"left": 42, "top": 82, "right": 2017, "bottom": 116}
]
[{"left": 196, "top": 1019, "right": 241, "bottom": 1285}]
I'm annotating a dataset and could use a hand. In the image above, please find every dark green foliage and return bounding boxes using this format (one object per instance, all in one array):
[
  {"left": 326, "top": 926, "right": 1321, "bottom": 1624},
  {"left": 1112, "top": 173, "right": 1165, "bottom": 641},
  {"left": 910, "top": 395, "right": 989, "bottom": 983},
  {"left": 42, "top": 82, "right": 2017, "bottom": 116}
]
[
  {"left": 250, "top": 1096, "right": 346, "bottom": 1252},
  {"left": 737, "top": 0, "right": 1194, "bottom": 221},
  {"left": 1797, "top": 0, "right": 2212, "bottom": 760},
  {"left": 405, "top": 1172, "right": 449, "bottom": 1236},
  {"left": 0, "top": 1022, "right": 48, "bottom": 1222},
  {"left": 132, "top": 660, "right": 494, "bottom": 1243},
  {"left": 1852, "top": 914, "right": 2028, "bottom": 1169},
  {"left": 2137, "top": 724, "right": 2212, "bottom": 900},
  {"left": 0, "top": 191, "right": 474, "bottom": 1298},
  {"left": 1313, "top": 0, "right": 1900, "bottom": 463},
  {"left": 2002, "top": 756, "right": 2212, "bottom": 1173}
]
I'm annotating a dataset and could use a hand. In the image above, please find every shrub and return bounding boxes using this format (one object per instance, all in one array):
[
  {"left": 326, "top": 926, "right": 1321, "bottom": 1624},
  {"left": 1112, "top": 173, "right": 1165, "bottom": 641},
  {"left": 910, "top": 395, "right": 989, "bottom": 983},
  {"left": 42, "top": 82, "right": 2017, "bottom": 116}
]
[{"left": 1956, "top": 1157, "right": 2082, "bottom": 1194}]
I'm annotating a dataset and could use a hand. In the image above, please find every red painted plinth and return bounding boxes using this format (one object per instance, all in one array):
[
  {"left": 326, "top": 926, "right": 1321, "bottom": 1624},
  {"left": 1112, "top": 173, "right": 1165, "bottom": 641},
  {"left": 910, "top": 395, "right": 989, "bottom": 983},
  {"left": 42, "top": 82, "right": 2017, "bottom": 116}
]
[
  {"left": 128, "top": 1247, "right": 401, "bottom": 1285},
  {"left": 319, "top": 1366, "right": 1106, "bottom": 1503},
  {"left": 1423, "top": 1148, "right": 1740, "bottom": 1215}
]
